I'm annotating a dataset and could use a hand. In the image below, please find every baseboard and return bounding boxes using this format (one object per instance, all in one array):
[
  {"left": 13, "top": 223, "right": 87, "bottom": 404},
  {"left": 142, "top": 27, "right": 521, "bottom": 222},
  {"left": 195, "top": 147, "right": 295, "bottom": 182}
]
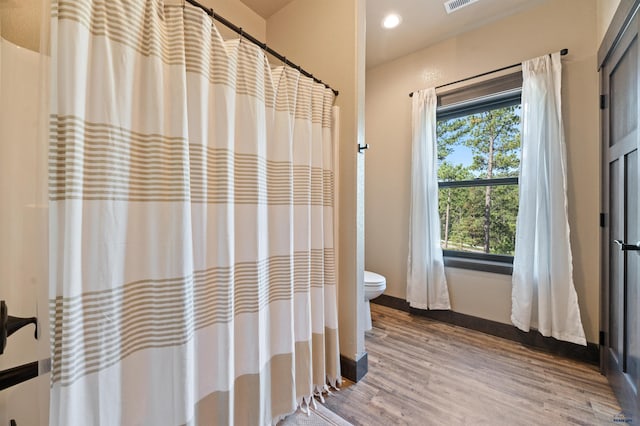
[
  {"left": 340, "top": 352, "right": 368, "bottom": 383},
  {"left": 372, "top": 295, "right": 599, "bottom": 365},
  {"left": 374, "top": 294, "right": 412, "bottom": 312}
]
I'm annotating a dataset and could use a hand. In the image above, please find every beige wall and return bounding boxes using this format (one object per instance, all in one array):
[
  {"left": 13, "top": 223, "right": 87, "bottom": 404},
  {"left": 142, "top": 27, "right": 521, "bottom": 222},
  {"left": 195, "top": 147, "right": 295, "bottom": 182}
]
[
  {"left": 1, "top": 0, "right": 43, "bottom": 52},
  {"left": 202, "top": 0, "right": 266, "bottom": 40},
  {"left": 365, "top": 0, "right": 601, "bottom": 343},
  {"left": 596, "top": 0, "right": 622, "bottom": 44},
  {"left": 267, "top": 0, "right": 367, "bottom": 362}
]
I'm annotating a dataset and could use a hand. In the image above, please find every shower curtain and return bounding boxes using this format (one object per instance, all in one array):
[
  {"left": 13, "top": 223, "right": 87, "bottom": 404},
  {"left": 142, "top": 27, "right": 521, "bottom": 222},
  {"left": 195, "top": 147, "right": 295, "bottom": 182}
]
[{"left": 49, "top": 1, "right": 340, "bottom": 424}]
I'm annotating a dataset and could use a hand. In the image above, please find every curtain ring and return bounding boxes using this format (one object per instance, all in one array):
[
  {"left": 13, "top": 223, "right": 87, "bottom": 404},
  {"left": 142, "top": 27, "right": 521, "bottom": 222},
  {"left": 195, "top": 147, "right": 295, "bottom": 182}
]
[{"left": 239, "top": 27, "right": 244, "bottom": 43}]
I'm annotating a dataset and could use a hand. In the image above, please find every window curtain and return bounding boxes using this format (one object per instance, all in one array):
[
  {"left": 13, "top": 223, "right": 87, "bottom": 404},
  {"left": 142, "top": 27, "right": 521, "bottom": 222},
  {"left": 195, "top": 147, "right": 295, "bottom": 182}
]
[
  {"left": 511, "top": 52, "right": 586, "bottom": 346},
  {"left": 407, "top": 88, "right": 451, "bottom": 310},
  {"left": 49, "top": 1, "right": 340, "bottom": 424}
]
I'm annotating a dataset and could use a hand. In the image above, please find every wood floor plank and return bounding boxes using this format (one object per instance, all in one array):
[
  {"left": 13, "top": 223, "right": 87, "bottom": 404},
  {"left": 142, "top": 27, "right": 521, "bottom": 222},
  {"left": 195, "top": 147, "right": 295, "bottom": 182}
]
[{"left": 325, "top": 304, "right": 621, "bottom": 425}]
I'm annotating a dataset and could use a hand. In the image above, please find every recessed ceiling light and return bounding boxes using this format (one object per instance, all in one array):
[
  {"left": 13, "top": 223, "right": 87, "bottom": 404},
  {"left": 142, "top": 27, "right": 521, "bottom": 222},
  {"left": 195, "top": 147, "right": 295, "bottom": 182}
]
[{"left": 382, "top": 13, "right": 401, "bottom": 29}]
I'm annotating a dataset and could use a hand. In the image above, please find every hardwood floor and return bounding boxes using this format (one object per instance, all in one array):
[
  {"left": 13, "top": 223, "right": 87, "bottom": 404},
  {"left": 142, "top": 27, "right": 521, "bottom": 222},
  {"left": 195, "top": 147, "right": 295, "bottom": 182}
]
[{"left": 325, "top": 304, "right": 621, "bottom": 425}]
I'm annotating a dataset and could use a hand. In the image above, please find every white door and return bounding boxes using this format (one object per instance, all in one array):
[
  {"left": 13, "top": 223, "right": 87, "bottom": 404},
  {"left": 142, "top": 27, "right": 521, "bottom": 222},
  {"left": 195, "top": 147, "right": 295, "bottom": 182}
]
[{"left": 0, "top": 14, "right": 50, "bottom": 426}]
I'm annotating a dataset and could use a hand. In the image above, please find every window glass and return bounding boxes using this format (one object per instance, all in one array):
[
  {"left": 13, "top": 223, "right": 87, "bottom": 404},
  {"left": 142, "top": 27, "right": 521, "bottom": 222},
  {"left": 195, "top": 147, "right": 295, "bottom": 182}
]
[{"left": 437, "top": 104, "right": 521, "bottom": 257}]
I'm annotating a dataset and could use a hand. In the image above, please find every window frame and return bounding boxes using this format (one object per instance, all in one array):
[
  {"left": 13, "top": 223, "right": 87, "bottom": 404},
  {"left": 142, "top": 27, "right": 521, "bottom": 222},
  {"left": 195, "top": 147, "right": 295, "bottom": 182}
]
[{"left": 436, "top": 73, "right": 522, "bottom": 275}]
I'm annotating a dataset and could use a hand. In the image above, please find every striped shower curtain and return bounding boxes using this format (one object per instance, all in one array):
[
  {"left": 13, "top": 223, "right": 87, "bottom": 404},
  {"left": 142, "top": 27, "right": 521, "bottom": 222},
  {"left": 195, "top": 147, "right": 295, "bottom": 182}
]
[{"left": 48, "top": 1, "right": 340, "bottom": 424}]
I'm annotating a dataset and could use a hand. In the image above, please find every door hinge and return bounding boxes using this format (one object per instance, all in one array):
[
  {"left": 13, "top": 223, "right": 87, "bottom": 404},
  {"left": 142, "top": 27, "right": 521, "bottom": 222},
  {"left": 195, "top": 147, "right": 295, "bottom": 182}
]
[
  {"left": 599, "top": 330, "right": 605, "bottom": 346},
  {"left": 600, "top": 94, "right": 607, "bottom": 110},
  {"left": 600, "top": 213, "right": 606, "bottom": 227}
]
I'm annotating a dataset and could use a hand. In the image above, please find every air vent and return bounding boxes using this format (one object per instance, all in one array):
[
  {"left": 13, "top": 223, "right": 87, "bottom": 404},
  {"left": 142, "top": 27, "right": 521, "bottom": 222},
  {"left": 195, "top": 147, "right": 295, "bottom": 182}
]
[{"left": 444, "top": 0, "right": 479, "bottom": 14}]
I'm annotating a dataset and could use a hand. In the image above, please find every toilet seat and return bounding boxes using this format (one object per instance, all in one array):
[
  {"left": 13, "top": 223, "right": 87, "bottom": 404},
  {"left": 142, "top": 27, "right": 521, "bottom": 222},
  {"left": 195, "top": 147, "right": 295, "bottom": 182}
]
[{"left": 364, "top": 270, "right": 385, "bottom": 285}]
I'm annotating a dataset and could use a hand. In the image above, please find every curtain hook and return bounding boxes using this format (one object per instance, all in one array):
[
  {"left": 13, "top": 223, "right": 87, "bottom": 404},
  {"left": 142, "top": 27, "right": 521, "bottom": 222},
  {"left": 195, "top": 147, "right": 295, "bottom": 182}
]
[{"left": 239, "top": 27, "right": 244, "bottom": 43}]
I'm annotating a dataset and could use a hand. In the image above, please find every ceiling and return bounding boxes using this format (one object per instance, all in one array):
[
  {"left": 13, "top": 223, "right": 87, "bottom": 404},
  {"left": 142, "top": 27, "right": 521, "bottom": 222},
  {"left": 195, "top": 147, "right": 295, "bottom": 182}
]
[
  {"left": 366, "top": 0, "right": 548, "bottom": 68},
  {"left": 239, "top": 0, "right": 294, "bottom": 19},
  {"left": 239, "top": 0, "right": 548, "bottom": 69}
]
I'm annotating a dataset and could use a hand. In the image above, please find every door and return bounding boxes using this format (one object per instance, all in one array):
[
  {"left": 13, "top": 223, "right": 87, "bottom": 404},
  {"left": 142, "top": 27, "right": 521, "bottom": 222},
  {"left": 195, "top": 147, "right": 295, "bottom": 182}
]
[
  {"left": 601, "top": 8, "right": 640, "bottom": 422},
  {"left": 0, "top": 10, "right": 50, "bottom": 426}
]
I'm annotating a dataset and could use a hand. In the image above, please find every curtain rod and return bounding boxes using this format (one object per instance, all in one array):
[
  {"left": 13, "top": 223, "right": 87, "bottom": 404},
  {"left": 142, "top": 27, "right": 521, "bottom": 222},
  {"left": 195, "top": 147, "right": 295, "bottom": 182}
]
[
  {"left": 408, "top": 48, "right": 568, "bottom": 98},
  {"left": 185, "top": 0, "right": 339, "bottom": 97}
]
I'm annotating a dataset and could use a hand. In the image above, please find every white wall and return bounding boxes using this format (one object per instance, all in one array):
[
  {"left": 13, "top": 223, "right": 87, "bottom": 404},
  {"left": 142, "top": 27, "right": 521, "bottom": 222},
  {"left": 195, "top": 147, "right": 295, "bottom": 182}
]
[
  {"left": 1, "top": 2, "right": 50, "bottom": 425},
  {"left": 0, "top": 36, "right": 50, "bottom": 426},
  {"left": 267, "top": 0, "right": 367, "bottom": 363},
  {"left": 365, "top": 0, "right": 601, "bottom": 343}
]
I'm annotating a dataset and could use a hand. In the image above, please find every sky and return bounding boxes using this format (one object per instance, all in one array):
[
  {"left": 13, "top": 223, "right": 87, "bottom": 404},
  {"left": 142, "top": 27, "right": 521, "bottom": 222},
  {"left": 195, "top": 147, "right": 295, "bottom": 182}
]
[
  {"left": 447, "top": 144, "right": 474, "bottom": 168},
  {"left": 441, "top": 143, "right": 521, "bottom": 177}
]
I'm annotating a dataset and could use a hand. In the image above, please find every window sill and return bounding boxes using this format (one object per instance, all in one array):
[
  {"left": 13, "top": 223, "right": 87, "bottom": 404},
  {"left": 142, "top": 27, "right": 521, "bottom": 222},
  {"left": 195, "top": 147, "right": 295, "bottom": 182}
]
[{"left": 444, "top": 256, "right": 513, "bottom": 275}]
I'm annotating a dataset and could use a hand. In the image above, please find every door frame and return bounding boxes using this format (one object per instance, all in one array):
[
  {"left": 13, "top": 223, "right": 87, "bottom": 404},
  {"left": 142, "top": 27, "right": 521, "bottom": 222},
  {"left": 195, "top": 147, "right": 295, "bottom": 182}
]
[
  {"left": 599, "top": 0, "right": 640, "bottom": 419},
  {"left": 599, "top": 0, "right": 640, "bottom": 357}
]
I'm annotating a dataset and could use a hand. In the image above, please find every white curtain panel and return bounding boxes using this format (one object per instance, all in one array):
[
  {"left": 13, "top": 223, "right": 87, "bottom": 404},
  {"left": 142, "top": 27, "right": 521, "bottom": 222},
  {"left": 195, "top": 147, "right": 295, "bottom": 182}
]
[
  {"left": 512, "top": 52, "right": 586, "bottom": 346},
  {"left": 407, "top": 88, "right": 451, "bottom": 310},
  {"left": 48, "top": 1, "right": 340, "bottom": 424}
]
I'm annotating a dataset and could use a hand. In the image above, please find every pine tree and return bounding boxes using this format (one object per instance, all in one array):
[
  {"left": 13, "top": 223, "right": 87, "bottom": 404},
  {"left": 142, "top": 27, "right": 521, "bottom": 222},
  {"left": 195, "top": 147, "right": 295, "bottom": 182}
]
[
  {"left": 437, "top": 105, "right": 521, "bottom": 254},
  {"left": 437, "top": 162, "right": 473, "bottom": 249}
]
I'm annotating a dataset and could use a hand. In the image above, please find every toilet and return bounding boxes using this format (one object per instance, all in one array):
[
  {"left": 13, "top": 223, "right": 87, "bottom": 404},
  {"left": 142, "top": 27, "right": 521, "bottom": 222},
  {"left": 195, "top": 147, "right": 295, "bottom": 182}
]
[{"left": 364, "top": 270, "right": 386, "bottom": 331}]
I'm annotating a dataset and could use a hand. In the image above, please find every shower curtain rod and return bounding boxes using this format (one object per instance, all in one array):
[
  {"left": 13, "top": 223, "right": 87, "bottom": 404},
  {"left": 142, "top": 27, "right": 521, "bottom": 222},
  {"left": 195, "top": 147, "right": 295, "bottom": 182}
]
[
  {"left": 408, "top": 48, "right": 568, "bottom": 97},
  {"left": 185, "top": 0, "right": 339, "bottom": 97}
]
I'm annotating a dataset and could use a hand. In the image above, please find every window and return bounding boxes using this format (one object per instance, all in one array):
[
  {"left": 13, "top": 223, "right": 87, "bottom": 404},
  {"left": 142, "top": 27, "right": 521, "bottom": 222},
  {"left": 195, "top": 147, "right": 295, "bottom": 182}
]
[{"left": 436, "top": 73, "right": 522, "bottom": 274}]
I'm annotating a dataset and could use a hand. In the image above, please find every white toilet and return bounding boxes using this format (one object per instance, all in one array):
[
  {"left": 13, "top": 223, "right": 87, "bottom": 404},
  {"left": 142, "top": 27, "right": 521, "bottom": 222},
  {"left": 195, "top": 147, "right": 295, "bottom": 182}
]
[{"left": 364, "top": 270, "right": 386, "bottom": 331}]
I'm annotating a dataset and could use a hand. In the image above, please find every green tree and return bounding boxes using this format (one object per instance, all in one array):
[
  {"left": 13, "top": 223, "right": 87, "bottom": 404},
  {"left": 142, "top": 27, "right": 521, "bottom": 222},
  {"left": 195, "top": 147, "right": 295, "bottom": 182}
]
[
  {"left": 437, "top": 105, "right": 521, "bottom": 254},
  {"left": 489, "top": 184, "right": 519, "bottom": 254},
  {"left": 438, "top": 162, "right": 473, "bottom": 249}
]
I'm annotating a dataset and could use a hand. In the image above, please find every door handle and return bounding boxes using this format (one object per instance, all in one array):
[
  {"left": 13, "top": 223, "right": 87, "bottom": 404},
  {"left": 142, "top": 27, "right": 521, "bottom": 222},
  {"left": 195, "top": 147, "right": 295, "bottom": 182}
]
[
  {"left": 613, "top": 240, "right": 640, "bottom": 251},
  {"left": 0, "top": 301, "right": 38, "bottom": 355}
]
